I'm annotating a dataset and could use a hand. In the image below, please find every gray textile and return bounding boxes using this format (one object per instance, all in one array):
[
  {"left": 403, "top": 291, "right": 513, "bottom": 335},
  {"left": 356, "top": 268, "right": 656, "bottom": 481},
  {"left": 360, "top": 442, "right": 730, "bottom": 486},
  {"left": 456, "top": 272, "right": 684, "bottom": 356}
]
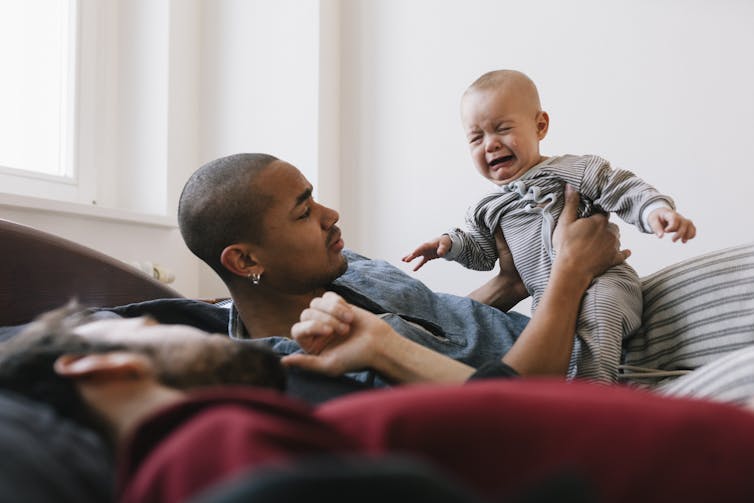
[
  {"left": 626, "top": 243, "right": 754, "bottom": 404},
  {"left": 0, "top": 391, "right": 113, "bottom": 503}
]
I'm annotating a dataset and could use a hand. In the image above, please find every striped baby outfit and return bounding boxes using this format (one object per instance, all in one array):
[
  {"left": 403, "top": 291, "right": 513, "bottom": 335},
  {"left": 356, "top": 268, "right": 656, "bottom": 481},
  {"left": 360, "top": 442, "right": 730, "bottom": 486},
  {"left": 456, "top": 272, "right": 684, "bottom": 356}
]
[{"left": 445, "top": 154, "right": 674, "bottom": 382}]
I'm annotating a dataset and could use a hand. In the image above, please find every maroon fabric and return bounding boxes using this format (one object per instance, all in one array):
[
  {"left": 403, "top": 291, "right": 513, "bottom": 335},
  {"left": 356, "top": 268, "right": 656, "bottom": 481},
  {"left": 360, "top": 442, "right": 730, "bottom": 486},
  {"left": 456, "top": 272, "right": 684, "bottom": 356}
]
[
  {"left": 118, "top": 387, "right": 360, "bottom": 503},
  {"left": 318, "top": 380, "right": 754, "bottom": 502},
  {"left": 119, "top": 381, "right": 754, "bottom": 503}
]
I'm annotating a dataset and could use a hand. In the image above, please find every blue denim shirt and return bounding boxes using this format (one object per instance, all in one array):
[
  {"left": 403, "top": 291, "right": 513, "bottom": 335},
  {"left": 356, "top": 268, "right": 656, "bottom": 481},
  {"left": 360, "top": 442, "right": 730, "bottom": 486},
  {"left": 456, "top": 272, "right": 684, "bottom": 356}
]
[{"left": 229, "top": 250, "right": 530, "bottom": 387}]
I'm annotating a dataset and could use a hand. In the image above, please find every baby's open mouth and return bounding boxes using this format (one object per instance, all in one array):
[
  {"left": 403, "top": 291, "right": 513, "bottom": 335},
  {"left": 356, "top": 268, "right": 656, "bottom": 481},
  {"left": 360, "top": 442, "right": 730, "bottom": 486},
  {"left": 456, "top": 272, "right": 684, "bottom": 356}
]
[{"left": 489, "top": 155, "right": 515, "bottom": 167}]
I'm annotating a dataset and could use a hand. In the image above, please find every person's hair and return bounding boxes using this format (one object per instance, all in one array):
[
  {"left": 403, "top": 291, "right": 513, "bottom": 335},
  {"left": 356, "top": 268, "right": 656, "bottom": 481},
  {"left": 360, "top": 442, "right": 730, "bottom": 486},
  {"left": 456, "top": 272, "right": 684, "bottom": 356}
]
[
  {"left": 465, "top": 69, "right": 542, "bottom": 110},
  {"left": 0, "top": 305, "right": 287, "bottom": 446},
  {"left": 0, "top": 305, "right": 125, "bottom": 443},
  {"left": 178, "top": 153, "right": 279, "bottom": 281}
]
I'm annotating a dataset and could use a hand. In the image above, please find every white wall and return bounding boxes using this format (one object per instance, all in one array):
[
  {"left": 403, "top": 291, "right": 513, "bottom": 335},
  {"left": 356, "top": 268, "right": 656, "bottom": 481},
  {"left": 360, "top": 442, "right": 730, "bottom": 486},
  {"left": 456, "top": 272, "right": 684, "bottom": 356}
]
[
  {"left": 6, "top": 0, "right": 753, "bottom": 306},
  {"left": 196, "top": 0, "right": 338, "bottom": 296},
  {"left": 339, "top": 0, "right": 754, "bottom": 313}
]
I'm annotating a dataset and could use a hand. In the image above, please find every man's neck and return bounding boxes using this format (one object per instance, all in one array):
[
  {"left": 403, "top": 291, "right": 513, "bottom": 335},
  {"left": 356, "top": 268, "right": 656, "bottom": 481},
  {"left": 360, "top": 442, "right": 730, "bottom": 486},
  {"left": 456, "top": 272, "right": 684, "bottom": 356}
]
[{"left": 232, "top": 286, "right": 328, "bottom": 339}]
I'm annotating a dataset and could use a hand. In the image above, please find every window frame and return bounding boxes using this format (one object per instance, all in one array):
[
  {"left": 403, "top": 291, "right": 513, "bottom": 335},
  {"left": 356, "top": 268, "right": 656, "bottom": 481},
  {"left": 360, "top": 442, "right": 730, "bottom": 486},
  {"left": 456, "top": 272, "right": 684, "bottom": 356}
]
[{"left": 0, "top": 0, "right": 84, "bottom": 201}]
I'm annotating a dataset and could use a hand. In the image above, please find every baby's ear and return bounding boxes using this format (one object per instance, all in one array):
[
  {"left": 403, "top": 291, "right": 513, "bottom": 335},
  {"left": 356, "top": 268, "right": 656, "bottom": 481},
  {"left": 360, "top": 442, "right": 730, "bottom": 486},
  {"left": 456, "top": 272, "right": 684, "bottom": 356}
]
[
  {"left": 54, "top": 352, "right": 152, "bottom": 380},
  {"left": 536, "top": 111, "right": 550, "bottom": 139}
]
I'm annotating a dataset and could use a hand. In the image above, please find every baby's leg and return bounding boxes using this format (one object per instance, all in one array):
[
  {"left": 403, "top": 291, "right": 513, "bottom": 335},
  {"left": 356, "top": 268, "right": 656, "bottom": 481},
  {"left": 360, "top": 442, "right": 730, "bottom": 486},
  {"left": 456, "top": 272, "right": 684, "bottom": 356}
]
[
  {"left": 624, "top": 243, "right": 754, "bottom": 372},
  {"left": 568, "top": 264, "right": 642, "bottom": 383}
]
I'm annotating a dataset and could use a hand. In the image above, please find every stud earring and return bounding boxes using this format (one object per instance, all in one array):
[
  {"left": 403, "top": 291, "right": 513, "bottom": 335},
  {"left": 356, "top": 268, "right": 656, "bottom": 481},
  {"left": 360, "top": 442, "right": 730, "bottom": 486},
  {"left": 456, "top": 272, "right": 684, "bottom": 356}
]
[{"left": 249, "top": 272, "right": 261, "bottom": 285}]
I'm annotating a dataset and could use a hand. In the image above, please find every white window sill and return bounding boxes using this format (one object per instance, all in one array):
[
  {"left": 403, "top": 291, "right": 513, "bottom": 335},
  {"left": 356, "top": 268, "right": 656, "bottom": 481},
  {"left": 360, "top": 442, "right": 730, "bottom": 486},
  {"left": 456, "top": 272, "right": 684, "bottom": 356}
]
[{"left": 0, "top": 192, "right": 177, "bottom": 229}]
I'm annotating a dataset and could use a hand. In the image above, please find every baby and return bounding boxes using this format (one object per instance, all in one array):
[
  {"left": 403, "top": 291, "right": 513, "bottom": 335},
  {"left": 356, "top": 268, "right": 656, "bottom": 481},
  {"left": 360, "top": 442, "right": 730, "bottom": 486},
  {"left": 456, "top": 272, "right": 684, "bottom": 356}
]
[{"left": 403, "top": 69, "right": 696, "bottom": 383}]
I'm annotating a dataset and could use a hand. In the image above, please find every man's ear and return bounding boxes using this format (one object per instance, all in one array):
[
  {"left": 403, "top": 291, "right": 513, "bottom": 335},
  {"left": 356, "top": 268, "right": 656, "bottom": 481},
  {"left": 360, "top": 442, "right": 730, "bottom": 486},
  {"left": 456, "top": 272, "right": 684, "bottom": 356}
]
[
  {"left": 54, "top": 352, "right": 152, "bottom": 381},
  {"left": 220, "top": 244, "right": 263, "bottom": 279},
  {"left": 536, "top": 111, "right": 550, "bottom": 140}
]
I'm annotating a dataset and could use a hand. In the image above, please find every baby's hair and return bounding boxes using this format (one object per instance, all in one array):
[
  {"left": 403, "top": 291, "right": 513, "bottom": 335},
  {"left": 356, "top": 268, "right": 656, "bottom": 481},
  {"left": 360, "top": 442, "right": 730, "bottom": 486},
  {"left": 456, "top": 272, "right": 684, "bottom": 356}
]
[{"left": 465, "top": 69, "right": 542, "bottom": 111}]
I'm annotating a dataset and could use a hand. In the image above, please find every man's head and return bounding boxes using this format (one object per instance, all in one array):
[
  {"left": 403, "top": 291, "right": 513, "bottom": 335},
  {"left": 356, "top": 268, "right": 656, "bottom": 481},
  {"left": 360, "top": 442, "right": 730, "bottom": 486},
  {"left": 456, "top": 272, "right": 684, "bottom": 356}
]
[
  {"left": 178, "top": 154, "right": 347, "bottom": 293},
  {"left": 460, "top": 70, "right": 549, "bottom": 185},
  {"left": 0, "top": 306, "right": 285, "bottom": 440},
  {"left": 178, "top": 153, "right": 278, "bottom": 281}
]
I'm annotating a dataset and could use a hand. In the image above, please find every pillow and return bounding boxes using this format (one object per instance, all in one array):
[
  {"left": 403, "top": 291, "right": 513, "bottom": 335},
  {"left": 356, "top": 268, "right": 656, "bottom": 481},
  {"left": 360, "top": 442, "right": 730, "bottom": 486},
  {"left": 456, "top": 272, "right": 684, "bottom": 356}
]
[{"left": 633, "top": 242, "right": 754, "bottom": 370}]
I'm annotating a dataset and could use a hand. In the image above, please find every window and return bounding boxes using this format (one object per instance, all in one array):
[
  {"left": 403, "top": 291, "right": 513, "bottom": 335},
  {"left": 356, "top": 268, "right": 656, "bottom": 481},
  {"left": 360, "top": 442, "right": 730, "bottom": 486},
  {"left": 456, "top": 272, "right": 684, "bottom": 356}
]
[
  {"left": 0, "top": 0, "right": 77, "bottom": 181},
  {"left": 0, "top": 0, "right": 175, "bottom": 221}
]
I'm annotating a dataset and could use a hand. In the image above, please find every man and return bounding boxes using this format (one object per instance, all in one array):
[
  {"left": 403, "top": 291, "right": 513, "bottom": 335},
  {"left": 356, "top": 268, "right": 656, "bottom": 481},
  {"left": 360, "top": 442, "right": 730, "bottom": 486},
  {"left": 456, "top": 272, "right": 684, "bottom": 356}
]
[
  {"left": 2, "top": 309, "right": 754, "bottom": 503},
  {"left": 177, "top": 153, "right": 626, "bottom": 378},
  {"left": 177, "top": 153, "right": 754, "bottom": 402}
]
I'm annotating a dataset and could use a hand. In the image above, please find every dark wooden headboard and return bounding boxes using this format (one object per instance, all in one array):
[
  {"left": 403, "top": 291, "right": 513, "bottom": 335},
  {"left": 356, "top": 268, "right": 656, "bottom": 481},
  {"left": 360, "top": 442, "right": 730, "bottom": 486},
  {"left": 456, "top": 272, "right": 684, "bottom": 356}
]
[{"left": 0, "top": 218, "right": 183, "bottom": 326}]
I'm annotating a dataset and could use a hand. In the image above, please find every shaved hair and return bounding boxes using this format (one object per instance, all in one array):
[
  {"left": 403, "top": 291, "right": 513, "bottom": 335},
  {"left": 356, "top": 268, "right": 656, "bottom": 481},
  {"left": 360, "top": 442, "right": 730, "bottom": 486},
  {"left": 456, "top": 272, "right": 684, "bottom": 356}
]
[
  {"left": 178, "top": 153, "right": 278, "bottom": 281},
  {"left": 464, "top": 69, "right": 543, "bottom": 113}
]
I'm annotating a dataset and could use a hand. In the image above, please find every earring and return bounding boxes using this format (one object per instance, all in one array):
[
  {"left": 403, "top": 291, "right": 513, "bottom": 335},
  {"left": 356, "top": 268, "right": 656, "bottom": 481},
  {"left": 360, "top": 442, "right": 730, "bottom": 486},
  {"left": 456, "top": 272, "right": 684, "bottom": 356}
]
[{"left": 248, "top": 272, "right": 261, "bottom": 285}]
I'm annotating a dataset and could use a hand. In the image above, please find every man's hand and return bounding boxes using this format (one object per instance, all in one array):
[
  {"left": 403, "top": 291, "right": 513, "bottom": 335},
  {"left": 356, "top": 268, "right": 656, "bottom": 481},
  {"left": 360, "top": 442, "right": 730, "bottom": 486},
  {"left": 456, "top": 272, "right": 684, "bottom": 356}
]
[
  {"left": 402, "top": 235, "right": 453, "bottom": 271},
  {"left": 552, "top": 185, "right": 630, "bottom": 283},
  {"left": 467, "top": 228, "right": 528, "bottom": 310},
  {"left": 287, "top": 292, "right": 477, "bottom": 383},
  {"left": 648, "top": 208, "right": 696, "bottom": 243},
  {"left": 288, "top": 292, "right": 353, "bottom": 356},
  {"left": 284, "top": 292, "right": 390, "bottom": 376}
]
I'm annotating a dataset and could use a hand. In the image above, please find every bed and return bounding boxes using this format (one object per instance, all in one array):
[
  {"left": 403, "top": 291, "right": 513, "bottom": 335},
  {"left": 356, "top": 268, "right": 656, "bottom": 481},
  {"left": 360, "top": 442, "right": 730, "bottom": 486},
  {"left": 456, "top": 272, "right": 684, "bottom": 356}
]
[{"left": 0, "top": 218, "right": 182, "bottom": 327}]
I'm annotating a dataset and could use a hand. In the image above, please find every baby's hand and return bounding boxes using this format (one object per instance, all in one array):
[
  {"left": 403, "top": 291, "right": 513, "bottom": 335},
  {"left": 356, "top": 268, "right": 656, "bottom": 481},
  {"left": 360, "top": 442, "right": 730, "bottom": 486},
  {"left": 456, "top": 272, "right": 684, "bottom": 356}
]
[
  {"left": 648, "top": 208, "right": 697, "bottom": 243},
  {"left": 402, "top": 235, "right": 452, "bottom": 271}
]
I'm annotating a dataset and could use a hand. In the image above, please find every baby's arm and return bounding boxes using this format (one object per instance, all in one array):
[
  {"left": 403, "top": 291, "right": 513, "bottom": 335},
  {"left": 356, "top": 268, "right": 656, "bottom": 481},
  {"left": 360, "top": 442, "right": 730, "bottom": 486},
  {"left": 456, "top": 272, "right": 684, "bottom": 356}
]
[
  {"left": 402, "top": 235, "right": 453, "bottom": 271},
  {"left": 647, "top": 207, "right": 696, "bottom": 243},
  {"left": 404, "top": 196, "right": 504, "bottom": 272},
  {"left": 403, "top": 227, "right": 498, "bottom": 272},
  {"left": 405, "top": 229, "right": 526, "bottom": 308},
  {"left": 579, "top": 156, "right": 696, "bottom": 243}
]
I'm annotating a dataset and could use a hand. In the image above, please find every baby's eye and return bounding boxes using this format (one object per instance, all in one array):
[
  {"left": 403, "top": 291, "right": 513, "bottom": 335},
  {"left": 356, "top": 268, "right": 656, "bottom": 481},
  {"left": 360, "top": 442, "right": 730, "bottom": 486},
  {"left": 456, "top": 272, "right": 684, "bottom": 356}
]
[
  {"left": 497, "top": 126, "right": 511, "bottom": 133},
  {"left": 469, "top": 135, "right": 482, "bottom": 144}
]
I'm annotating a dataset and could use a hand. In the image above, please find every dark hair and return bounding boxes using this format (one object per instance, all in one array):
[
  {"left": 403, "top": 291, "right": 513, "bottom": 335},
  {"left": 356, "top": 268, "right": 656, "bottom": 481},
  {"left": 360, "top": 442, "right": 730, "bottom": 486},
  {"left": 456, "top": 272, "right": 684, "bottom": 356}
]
[
  {"left": 178, "top": 153, "right": 279, "bottom": 281},
  {"left": 1, "top": 304, "right": 288, "bottom": 447},
  {"left": 0, "top": 307, "right": 125, "bottom": 443}
]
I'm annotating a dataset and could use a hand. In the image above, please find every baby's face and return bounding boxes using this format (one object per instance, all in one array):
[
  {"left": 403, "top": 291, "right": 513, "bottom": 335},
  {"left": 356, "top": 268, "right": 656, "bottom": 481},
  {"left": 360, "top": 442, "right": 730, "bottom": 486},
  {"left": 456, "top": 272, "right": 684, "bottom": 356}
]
[{"left": 461, "top": 86, "right": 548, "bottom": 185}]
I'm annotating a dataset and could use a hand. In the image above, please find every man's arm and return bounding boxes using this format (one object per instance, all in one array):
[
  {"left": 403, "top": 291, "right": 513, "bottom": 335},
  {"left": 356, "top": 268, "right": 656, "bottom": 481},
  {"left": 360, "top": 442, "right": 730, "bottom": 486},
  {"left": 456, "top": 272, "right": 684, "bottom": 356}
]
[
  {"left": 284, "top": 292, "right": 476, "bottom": 383},
  {"left": 285, "top": 186, "right": 629, "bottom": 382},
  {"left": 467, "top": 228, "right": 529, "bottom": 311}
]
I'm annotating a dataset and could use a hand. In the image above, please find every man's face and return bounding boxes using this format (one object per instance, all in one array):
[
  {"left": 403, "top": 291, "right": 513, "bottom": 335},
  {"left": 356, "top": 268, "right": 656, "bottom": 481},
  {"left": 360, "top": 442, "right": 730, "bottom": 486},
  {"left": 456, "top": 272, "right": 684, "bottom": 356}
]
[
  {"left": 461, "top": 87, "right": 548, "bottom": 186},
  {"left": 74, "top": 317, "right": 285, "bottom": 390},
  {"left": 250, "top": 161, "right": 348, "bottom": 293}
]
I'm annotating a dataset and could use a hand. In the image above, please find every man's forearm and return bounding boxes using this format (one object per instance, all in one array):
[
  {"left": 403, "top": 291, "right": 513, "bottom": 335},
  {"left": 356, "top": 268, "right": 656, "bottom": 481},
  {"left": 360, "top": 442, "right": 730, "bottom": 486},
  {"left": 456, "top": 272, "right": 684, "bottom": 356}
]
[
  {"left": 468, "top": 228, "right": 528, "bottom": 310},
  {"left": 501, "top": 262, "right": 591, "bottom": 376},
  {"left": 371, "top": 329, "right": 476, "bottom": 384},
  {"left": 468, "top": 272, "right": 529, "bottom": 311}
]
